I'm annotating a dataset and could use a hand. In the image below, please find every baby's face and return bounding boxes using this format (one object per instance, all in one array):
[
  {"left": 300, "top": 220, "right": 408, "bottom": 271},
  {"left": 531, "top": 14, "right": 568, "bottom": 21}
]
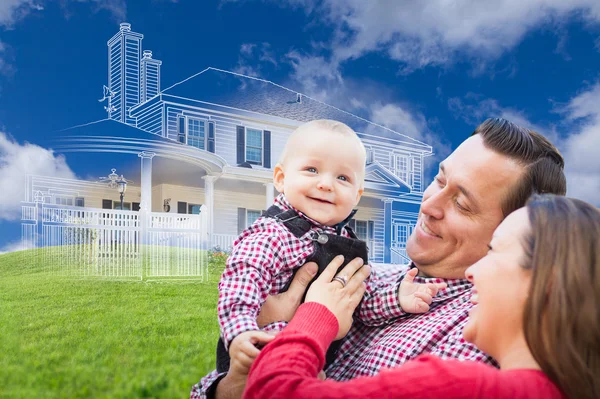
[{"left": 274, "top": 128, "right": 365, "bottom": 226}]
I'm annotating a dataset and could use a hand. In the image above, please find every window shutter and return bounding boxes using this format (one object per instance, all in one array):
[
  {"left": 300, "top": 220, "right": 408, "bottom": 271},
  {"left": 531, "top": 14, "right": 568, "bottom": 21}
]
[
  {"left": 207, "top": 121, "right": 216, "bottom": 153},
  {"left": 102, "top": 199, "right": 112, "bottom": 209},
  {"left": 263, "top": 130, "right": 271, "bottom": 168},
  {"left": 236, "top": 125, "right": 245, "bottom": 165},
  {"left": 368, "top": 221, "right": 374, "bottom": 240},
  {"left": 237, "top": 207, "right": 246, "bottom": 234},
  {"left": 177, "top": 201, "right": 187, "bottom": 214},
  {"left": 178, "top": 116, "right": 186, "bottom": 143},
  {"left": 132, "top": 202, "right": 140, "bottom": 212}
]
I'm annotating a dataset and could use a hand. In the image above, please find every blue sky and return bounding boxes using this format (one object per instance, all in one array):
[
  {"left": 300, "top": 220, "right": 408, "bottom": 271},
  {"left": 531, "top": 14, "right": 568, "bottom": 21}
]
[{"left": 0, "top": 0, "right": 599, "bottom": 252}]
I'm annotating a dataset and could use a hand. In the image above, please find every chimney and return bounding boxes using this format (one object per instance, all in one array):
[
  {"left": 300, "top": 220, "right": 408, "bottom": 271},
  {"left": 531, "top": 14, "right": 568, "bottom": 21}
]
[{"left": 140, "top": 49, "right": 162, "bottom": 103}]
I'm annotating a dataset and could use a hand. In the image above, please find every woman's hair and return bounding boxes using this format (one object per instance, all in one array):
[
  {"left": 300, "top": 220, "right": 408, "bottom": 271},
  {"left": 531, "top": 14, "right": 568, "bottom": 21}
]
[{"left": 522, "top": 194, "right": 600, "bottom": 399}]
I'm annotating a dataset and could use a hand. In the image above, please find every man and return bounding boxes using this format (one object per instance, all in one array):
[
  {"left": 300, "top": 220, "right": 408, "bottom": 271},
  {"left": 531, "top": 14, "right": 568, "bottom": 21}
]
[{"left": 191, "top": 118, "right": 567, "bottom": 398}]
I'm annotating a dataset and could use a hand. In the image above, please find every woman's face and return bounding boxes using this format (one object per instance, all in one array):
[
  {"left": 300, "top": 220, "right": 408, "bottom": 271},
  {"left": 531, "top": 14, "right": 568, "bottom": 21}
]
[{"left": 463, "top": 207, "right": 532, "bottom": 358}]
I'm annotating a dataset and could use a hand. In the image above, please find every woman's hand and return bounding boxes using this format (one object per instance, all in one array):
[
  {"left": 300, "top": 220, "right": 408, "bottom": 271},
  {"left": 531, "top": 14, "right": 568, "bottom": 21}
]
[{"left": 305, "top": 255, "right": 370, "bottom": 340}]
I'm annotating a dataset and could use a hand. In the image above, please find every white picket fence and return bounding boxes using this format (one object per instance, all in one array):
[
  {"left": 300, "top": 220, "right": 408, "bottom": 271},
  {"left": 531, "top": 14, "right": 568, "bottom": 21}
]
[{"left": 21, "top": 202, "right": 213, "bottom": 280}]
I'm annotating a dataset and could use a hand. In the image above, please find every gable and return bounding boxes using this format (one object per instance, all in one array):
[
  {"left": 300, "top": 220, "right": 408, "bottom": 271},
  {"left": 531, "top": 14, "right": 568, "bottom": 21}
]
[{"left": 364, "top": 162, "right": 411, "bottom": 195}]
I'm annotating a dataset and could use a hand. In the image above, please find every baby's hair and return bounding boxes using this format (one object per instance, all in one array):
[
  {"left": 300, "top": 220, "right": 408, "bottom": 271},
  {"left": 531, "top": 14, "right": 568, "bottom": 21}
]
[{"left": 279, "top": 119, "right": 365, "bottom": 164}]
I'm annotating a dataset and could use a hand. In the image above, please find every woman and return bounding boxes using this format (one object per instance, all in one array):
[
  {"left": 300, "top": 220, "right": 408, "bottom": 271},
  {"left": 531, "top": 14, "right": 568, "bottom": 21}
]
[{"left": 244, "top": 195, "right": 600, "bottom": 399}]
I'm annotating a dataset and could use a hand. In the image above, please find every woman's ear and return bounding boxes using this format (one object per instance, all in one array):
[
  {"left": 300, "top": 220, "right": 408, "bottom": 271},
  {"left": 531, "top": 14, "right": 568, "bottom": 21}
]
[{"left": 273, "top": 164, "right": 285, "bottom": 193}]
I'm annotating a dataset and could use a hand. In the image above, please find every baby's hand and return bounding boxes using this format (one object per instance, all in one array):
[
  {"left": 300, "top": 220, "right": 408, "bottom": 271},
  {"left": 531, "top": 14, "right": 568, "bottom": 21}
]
[
  {"left": 229, "top": 330, "right": 277, "bottom": 376},
  {"left": 398, "top": 268, "right": 447, "bottom": 313}
]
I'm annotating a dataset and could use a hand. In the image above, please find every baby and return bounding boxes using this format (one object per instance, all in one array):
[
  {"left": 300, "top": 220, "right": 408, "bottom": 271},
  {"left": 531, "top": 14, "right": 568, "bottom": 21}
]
[{"left": 215, "top": 119, "right": 445, "bottom": 375}]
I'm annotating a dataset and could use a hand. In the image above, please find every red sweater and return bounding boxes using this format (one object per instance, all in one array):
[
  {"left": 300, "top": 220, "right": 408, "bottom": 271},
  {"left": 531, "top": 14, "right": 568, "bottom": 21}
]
[{"left": 244, "top": 303, "right": 565, "bottom": 399}]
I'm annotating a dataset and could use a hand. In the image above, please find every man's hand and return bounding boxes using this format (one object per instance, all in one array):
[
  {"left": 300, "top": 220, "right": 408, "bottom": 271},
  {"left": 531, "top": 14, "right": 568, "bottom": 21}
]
[
  {"left": 398, "top": 268, "right": 447, "bottom": 313},
  {"left": 256, "top": 262, "right": 318, "bottom": 327}
]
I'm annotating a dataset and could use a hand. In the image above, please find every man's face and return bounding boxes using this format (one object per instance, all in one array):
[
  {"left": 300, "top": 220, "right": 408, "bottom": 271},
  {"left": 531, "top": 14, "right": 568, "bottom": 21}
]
[{"left": 406, "top": 135, "right": 523, "bottom": 279}]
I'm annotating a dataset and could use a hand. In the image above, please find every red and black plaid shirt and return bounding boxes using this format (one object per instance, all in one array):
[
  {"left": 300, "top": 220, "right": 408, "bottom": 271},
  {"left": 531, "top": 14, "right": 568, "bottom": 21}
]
[
  {"left": 192, "top": 199, "right": 494, "bottom": 398},
  {"left": 325, "top": 262, "right": 497, "bottom": 381},
  {"left": 219, "top": 194, "right": 347, "bottom": 347}
]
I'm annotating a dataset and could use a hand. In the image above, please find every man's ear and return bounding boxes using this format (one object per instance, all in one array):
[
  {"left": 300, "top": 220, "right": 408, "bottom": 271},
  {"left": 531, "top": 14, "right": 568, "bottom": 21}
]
[{"left": 273, "top": 163, "right": 285, "bottom": 193}]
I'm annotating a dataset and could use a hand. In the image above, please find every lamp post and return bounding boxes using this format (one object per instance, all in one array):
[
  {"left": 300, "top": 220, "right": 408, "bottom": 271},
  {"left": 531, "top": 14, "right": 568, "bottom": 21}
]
[
  {"left": 99, "top": 169, "right": 132, "bottom": 210},
  {"left": 116, "top": 176, "right": 128, "bottom": 210}
]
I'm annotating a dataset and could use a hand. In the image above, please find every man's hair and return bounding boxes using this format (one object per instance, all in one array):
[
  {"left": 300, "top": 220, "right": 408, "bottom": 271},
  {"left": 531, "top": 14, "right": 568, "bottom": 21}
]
[
  {"left": 522, "top": 194, "right": 600, "bottom": 399},
  {"left": 279, "top": 119, "right": 365, "bottom": 164},
  {"left": 471, "top": 118, "right": 566, "bottom": 216}
]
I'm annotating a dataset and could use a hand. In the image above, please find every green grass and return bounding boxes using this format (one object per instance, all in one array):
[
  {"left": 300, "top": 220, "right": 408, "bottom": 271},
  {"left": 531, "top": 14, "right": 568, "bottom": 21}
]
[{"left": 0, "top": 249, "right": 225, "bottom": 398}]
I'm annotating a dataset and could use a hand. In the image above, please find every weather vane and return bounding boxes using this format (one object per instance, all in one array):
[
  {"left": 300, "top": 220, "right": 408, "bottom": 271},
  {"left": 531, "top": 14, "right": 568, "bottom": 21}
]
[{"left": 98, "top": 85, "right": 116, "bottom": 117}]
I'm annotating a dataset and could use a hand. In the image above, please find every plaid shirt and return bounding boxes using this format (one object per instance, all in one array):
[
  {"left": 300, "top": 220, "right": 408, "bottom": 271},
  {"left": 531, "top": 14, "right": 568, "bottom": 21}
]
[
  {"left": 192, "top": 262, "right": 495, "bottom": 398},
  {"left": 325, "top": 262, "right": 497, "bottom": 381},
  {"left": 218, "top": 193, "right": 383, "bottom": 349},
  {"left": 193, "top": 194, "right": 404, "bottom": 398}
]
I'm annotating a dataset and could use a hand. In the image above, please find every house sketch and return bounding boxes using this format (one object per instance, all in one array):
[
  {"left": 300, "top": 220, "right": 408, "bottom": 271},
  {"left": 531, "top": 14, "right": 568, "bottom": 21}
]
[{"left": 21, "top": 23, "right": 432, "bottom": 279}]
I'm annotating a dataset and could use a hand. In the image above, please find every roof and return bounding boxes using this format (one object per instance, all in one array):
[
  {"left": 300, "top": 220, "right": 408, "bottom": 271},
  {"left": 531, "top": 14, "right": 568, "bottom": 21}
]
[
  {"left": 158, "top": 68, "right": 432, "bottom": 153},
  {"left": 57, "top": 119, "right": 175, "bottom": 144}
]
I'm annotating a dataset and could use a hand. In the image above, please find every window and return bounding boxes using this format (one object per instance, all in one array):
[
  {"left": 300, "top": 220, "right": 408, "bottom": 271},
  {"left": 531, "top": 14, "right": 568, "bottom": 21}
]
[
  {"left": 54, "top": 196, "right": 73, "bottom": 206},
  {"left": 393, "top": 223, "right": 414, "bottom": 245},
  {"left": 75, "top": 197, "right": 85, "bottom": 207},
  {"left": 187, "top": 118, "right": 206, "bottom": 150},
  {"left": 188, "top": 204, "right": 202, "bottom": 215},
  {"left": 236, "top": 126, "right": 270, "bottom": 168},
  {"left": 238, "top": 207, "right": 264, "bottom": 234},
  {"left": 245, "top": 128, "right": 263, "bottom": 164},
  {"left": 113, "top": 201, "right": 131, "bottom": 210},
  {"left": 393, "top": 154, "right": 412, "bottom": 185},
  {"left": 365, "top": 146, "right": 374, "bottom": 164},
  {"left": 246, "top": 210, "right": 261, "bottom": 227},
  {"left": 178, "top": 116, "right": 212, "bottom": 150},
  {"left": 355, "top": 220, "right": 368, "bottom": 241},
  {"left": 177, "top": 201, "right": 203, "bottom": 214}
]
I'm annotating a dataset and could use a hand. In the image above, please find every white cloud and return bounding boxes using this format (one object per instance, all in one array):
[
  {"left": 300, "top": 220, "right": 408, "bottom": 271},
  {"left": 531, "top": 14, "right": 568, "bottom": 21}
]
[
  {"left": 447, "top": 93, "right": 558, "bottom": 140},
  {"left": 233, "top": 42, "right": 278, "bottom": 78},
  {"left": 285, "top": 49, "right": 342, "bottom": 102},
  {"left": 558, "top": 83, "right": 600, "bottom": 205},
  {"left": 272, "top": 0, "right": 600, "bottom": 74},
  {"left": 0, "top": 0, "right": 126, "bottom": 27},
  {"left": 448, "top": 91, "right": 600, "bottom": 206},
  {"left": 368, "top": 102, "right": 452, "bottom": 172},
  {"left": 0, "top": 1, "right": 126, "bottom": 76},
  {"left": 0, "top": 0, "right": 42, "bottom": 27},
  {"left": 0, "top": 132, "right": 76, "bottom": 221}
]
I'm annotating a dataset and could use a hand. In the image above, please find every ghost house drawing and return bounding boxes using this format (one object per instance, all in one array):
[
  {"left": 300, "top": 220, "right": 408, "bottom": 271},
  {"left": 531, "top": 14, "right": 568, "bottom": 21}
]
[{"left": 21, "top": 22, "right": 432, "bottom": 279}]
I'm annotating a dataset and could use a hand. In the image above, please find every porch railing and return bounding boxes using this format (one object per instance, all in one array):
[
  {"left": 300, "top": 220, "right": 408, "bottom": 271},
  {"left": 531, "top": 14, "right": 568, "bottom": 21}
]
[{"left": 21, "top": 203, "right": 210, "bottom": 280}]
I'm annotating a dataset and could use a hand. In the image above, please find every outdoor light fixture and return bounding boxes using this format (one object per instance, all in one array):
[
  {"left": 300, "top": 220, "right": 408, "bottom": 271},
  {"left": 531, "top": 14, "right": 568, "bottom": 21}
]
[
  {"left": 99, "top": 168, "right": 133, "bottom": 210},
  {"left": 163, "top": 198, "right": 171, "bottom": 212},
  {"left": 116, "top": 176, "right": 128, "bottom": 210}
]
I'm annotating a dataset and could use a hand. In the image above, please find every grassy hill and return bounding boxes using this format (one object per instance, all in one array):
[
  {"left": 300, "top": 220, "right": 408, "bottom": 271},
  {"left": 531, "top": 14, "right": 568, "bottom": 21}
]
[{"left": 0, "top": 249, "right": 225, "bottom": 398}]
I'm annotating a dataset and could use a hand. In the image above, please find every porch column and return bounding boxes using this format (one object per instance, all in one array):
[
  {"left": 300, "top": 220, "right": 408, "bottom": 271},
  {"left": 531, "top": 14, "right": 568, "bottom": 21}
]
[
  {"left": 383, "top": 198, "right": 393, "bottom": 263},
  {"left": 264, "top": 182, "right": 274, "bottom": 209},
  {"left": 202, "top": 175, "right": 217, "bottom": 242},
  {"left": 138, "top": 151, "right": 155, "bottom": 246}
]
